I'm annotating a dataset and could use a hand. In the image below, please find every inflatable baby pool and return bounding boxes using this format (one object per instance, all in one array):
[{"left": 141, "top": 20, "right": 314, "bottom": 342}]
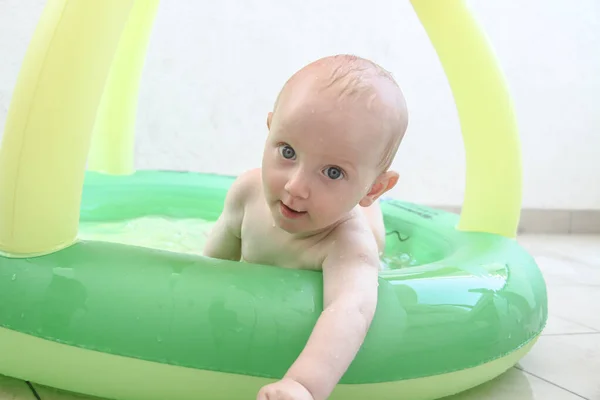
[
  {"left": 0, "top": 0, "right": 547, "bottom": 399},
  {"left": 0, "top": 171, "right": 547, "bottom": 400}
]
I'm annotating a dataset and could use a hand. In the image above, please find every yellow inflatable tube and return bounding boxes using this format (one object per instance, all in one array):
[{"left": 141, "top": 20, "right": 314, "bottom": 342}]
[
  {"left": 88, "top": 0, "right": 160, "bottom": 175},
  {"left": 411, "top": 0, "right": 522, "bottom": 238},
  {"left": 0, "top": 0, "right": 137, "bottom": 256}
]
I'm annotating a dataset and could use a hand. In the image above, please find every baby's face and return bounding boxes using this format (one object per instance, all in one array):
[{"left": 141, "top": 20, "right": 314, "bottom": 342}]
[{"left": 261, "top": 88, "right": 391, "bottom": 235}]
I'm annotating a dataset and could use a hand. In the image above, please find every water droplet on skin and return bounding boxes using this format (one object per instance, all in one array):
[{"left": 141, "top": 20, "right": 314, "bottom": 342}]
[{"left": 11, "top": 274, "right": 16, "bottom": 281}]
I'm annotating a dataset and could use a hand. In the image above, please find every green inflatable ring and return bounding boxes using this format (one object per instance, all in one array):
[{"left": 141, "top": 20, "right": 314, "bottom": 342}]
[{"left": 0, "top": 171, "right": 547, "bottom": 400}]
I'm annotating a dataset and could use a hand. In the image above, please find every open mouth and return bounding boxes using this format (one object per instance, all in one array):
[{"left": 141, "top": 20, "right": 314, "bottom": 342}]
[{"left": 279, "top": 202, "right": 307, "bottom": 219}]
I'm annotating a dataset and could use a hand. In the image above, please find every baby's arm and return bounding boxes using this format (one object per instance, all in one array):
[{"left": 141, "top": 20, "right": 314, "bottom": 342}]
[
  {"left": 203, "top": 171, "right": 255, "bottom": 261},
  {"left": 266, "top": 228, "right": 380, "bottom": 400}
]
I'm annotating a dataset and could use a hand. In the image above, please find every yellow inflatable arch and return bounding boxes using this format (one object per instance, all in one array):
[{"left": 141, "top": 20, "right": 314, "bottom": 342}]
[{"left": 0, "top": 0, "right": 521, "bottom": 257}]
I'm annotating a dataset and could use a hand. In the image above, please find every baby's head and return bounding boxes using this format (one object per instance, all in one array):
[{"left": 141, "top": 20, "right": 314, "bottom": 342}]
[{"left": 261, "top": 54, "right": 409, "bottom": 234}]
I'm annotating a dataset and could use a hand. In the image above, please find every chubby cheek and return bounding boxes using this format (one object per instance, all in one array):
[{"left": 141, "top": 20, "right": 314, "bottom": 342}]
[
  {"left": 262, "top": 160, "right": 286, "bottom": 200},
  {"left": 311, "top": 187, "right": 358, "bottom": 220}
]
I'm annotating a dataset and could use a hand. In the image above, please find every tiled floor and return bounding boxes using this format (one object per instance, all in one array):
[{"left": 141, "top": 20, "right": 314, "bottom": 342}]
[{"left": 1, "top": 234, "right": 598, "bottom": 400}]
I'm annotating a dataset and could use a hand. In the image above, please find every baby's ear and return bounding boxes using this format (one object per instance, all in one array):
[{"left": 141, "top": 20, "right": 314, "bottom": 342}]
[
  {"left": 359, "top": 171, "right": 399, "bottom": 207},
  {"left": 266, "top": 112, "right": 273, "bottom": 130}
]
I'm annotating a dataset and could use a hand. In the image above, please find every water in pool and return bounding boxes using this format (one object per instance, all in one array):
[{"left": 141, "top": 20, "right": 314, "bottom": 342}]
[{"left": 78, "top": 216, "right": 419, "bottom": 269}]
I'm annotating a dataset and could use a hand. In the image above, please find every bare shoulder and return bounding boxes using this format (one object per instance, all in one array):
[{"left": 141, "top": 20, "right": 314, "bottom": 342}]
[
  {"left": 219, "top": 168, "right": 262, "bottom": 237},
  {"left": 326, "top": 219, "right": 380, "bottom": 267},
  {"left": 320, "top": 217, "right": 380, "bottom": 308},
  {"left": 228, "top": 168, "right": 262, "bottom": 203}
]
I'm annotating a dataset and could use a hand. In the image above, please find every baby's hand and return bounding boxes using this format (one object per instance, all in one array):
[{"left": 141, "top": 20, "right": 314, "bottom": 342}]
[{"left": 257, "top": 378, "right": 314, "bottom": 400}]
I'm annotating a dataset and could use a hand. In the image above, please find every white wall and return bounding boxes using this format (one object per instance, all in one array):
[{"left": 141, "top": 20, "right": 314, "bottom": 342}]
[{"left": 1, "top": 0, "right": 598, "bottom": 209}]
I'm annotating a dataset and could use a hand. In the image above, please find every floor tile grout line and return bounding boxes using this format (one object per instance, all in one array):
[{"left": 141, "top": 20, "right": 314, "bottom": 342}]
[
  {"left": 514, "top": 366, "right": 590, "bottom": 400},
  {"left": 542, "top": 332, "right": 600, "bottom": 336},
  {"left": 25, "top": 381, "right": 42, "bottom": 400},
  {"left": 549, "top": 315, "right": 600, "bottom": 332}
]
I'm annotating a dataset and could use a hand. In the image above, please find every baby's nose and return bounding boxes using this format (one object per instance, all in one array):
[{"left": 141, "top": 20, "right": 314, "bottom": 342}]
[{"left": 284, "top": 171, "right": 310, "bottom": 199}]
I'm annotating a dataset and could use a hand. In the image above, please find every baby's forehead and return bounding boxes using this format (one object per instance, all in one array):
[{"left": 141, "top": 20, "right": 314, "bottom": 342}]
[
  {"left": 274, "top": 108, "right": 390, "bottom": 170},
  {"left": 276, "top": 86, "right": 395, "bottom": 145}
]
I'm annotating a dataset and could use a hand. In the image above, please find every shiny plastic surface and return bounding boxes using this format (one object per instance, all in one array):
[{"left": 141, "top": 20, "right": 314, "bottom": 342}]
[
  {"left": 0, "top": 171, "right": 548, "bottom": 385},
  {"left": 88, "top": 0, "right": 160, "bottom": 175},
  {"left": 0, "top": 0, "right": 135, "bottom": 255},
  {"left": 0, "top": 325, "right": 538, "bottom": 400},
  {"left": 411, "top": 0, "right": 522, "bottom": 238}
]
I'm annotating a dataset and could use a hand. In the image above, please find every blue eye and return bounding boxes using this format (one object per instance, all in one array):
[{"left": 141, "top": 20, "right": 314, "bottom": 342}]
[
  {"left": 279, "top": 144, "right": 296, "bottom": 160},
  {"left": 324, "top": 166, "right": 344, "bottom": 180}
]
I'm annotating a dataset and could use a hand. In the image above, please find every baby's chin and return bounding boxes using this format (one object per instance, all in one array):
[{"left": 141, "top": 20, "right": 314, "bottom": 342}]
[
  {"left": 271, "top": 208, "right": 309, "bottom": 233},
  {"left": 269, "top": 207, "right": 320, "bottom": 235},
  {"left": 277, "top": 216, "right": 349, "bottom": 239}
]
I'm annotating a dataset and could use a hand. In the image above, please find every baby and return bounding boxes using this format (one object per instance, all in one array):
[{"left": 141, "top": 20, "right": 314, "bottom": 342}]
[{"left": 203, "top": 54, "right": 408, "bottom": 400}]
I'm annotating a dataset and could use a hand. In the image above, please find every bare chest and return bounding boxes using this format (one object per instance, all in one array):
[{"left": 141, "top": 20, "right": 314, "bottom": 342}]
[{"left": 240, "top": 199, "right": 324, "bottom": 271}]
